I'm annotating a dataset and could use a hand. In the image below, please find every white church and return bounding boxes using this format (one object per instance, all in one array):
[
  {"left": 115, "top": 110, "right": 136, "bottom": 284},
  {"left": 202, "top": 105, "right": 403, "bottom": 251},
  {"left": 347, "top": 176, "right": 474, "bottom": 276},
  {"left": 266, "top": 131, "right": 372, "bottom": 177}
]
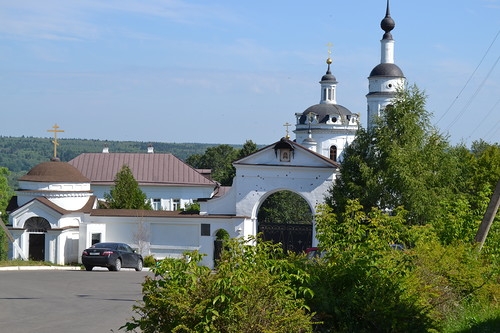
[{"left": 6, "top": 1, "right": 406, "bottom": 268}]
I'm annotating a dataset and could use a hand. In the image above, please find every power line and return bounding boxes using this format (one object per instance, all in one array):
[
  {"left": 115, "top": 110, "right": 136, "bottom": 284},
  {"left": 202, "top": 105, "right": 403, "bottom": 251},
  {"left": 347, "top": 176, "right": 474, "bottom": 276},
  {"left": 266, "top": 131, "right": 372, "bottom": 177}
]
[
  {"left": 481, "top": 97, "right": 500, "bottom": 142},
  {"left": 446, "top": 53, "right": 500, "bottom": 135},
  {"left": 437, "top": 29, "right": 500, "bottom": 128}
]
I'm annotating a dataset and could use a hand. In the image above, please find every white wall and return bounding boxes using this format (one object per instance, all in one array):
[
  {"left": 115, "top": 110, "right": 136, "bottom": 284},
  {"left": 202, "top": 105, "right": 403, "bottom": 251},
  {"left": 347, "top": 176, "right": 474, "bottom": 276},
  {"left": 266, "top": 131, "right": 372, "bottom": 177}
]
[
  {"left": 80, "top": 215, "right": 243, "bottom": 269},
  {"left": 92, "top": 184, "right": 214, "bottom": 211}
]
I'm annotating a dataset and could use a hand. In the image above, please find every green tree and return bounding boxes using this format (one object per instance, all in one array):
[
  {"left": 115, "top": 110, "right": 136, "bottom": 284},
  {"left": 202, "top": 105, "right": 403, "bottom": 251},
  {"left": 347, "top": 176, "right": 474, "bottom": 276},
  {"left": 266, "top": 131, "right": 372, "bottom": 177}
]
[
  {"left": 0, "top": 167, "right": 14, "bottom": 260},
  {"left": 258, "top": 190, "right": 312, "bottom": 224},
  {"left": 328, "top": 84, "right": 455, "bottom": 225},
  {"left": 103, "top": 165, "right": 151, "bottom": 210},
  {"left": 186, "top": 144, "right": 237, "bottom": 186},
  {"left": 237, "top": 139, "right": 258, "bottom": 159},
  {"left": 186, "top": 140, "right": 258, "bottom": 186},
  {"left": 310, "top": 200, "right": 500, "bottom": 332},
  {"left": 122, "top": 237, "right": 314, "bottom": 332},
  {"left": 308, "top": 201, "right": 436, "bottom": 332},
  {"left": 0, "top": 167, "right": 13, "bottom": 224}
]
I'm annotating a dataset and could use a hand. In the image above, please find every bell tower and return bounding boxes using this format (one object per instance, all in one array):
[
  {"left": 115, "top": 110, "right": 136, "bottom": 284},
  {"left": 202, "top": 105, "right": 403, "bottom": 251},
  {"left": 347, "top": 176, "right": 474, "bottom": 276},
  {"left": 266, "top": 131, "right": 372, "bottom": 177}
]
[{"left": 366, "top": 0, "right": 406, "bottom": 130}]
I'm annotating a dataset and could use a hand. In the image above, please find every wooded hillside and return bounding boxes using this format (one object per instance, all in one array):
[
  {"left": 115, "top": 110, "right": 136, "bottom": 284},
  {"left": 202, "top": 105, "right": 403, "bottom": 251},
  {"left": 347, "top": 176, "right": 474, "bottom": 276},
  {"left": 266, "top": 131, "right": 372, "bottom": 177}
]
[{"left": 0, "top": 136, "right": 226, "bottom": 187}]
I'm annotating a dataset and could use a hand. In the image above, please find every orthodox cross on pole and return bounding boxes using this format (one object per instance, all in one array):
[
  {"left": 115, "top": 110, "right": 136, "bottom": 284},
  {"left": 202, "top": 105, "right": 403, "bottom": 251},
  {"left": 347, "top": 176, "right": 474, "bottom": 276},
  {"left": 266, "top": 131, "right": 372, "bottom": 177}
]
[
  {"left": 283, "top": 122, "right": 292, "bottom": 139},
  {"left": 326, "top": 42, "right": 333, "bottom": 57},
  {"left": 47, "top": 123, "right": 64, "bottom": 159}
]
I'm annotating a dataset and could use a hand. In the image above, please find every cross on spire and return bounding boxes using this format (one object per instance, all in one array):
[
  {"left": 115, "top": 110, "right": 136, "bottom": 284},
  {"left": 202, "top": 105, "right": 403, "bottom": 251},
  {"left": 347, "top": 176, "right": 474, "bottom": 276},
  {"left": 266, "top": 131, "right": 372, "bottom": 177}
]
[
  {"left": 283, "top": 122, "right": 292, "bottom": 139},
  {"left": 326, "top": 42, "right": 333, "bottom": 57},
  {"left": 47, "top": 124, "right": 64, "bottom": 159}
]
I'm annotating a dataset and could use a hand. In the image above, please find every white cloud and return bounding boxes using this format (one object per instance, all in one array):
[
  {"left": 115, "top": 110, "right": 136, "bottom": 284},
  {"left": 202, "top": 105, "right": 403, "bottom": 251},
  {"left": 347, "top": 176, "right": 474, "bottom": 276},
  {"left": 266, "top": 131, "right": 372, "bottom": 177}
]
[{"left": 0, "top": 0, "right": 237, "bottom": 41}]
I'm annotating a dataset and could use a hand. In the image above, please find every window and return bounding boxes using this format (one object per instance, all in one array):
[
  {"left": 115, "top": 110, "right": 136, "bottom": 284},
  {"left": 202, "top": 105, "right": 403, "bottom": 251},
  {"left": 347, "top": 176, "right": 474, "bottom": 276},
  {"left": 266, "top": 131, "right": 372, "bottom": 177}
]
[
  {"left": 91, "top": 233, "right": 101, "bottom": 245},
  {"left": 201, "top": 224, "right": 211, "bottom": 236},
  {"left": 123, "top": 244, "right": 134, "bottom": 253},
  {"left": 323, "top": 88, "right": 334, "bottom": 101},
  {"left": 330, "top": 145, "right": 337, "bottom": 161},
  {"left": 152, "top": 198, "right": 161, "bottom": 210},
  {"left": 173, "top": 199, "right": 180, "bottom": 211}
]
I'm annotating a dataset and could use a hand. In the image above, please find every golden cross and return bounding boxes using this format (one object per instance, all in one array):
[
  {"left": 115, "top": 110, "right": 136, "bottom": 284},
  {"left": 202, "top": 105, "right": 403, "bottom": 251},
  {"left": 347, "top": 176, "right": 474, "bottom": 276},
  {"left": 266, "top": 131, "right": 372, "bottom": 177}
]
[
  {"left": 283, "top": 122, "right": 292, "bottom": 139},
  {"left": 47, "top": 123, "right": 64, "bottom": 158},
  {"left": 326, "top": 42, "right": 333, "bottom": 57}
]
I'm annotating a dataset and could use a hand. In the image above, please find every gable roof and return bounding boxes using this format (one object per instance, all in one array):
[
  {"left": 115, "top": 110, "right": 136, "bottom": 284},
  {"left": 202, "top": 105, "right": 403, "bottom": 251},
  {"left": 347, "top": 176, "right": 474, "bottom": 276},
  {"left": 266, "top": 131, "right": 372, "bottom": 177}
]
[
  {"left": 234, "top": 137, "right": 341, "bottom": 168},
  {"left": 68, "top": 153, "right": 216, "bottom": 187},
  {"left": 8, "top": 195, "right": 97, "bottom": 217}
]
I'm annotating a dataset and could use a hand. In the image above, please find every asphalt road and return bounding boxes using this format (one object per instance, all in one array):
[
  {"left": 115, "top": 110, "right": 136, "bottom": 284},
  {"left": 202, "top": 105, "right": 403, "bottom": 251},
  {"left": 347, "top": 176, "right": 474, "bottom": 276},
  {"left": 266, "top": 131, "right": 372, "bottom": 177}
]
[{"left": 0, "top": 268, "right": 152, "bottom": 333}]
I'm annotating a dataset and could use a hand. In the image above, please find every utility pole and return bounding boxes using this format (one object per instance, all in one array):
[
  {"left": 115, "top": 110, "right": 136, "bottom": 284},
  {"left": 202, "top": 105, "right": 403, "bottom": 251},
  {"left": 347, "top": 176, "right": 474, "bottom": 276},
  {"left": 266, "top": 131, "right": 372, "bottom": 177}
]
[{"left": 475, "top": 180, "right": 500, "bottom": 252}]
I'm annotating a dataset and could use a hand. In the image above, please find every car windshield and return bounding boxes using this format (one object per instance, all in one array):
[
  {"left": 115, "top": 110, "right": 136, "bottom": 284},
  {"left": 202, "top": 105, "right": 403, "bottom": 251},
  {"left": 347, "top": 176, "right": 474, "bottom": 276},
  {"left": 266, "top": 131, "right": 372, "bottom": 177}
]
[{"left": 92, "top": 243, "right": 119, "bottom": 250}]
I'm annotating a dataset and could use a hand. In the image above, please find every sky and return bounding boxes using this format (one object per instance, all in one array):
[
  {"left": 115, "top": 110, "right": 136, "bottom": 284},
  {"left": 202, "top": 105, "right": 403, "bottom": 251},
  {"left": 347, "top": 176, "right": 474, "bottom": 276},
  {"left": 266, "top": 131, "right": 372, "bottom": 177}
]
[{"left": 0, "top": 0, "right": 499, "bottom": 146}]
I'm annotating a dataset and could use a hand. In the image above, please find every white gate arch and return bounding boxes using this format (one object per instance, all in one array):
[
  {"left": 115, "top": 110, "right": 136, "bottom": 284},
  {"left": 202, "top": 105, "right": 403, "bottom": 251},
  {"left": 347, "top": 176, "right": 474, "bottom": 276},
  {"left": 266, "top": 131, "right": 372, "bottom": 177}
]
[{"left": 200, "top": 138, "right": 339, "bottom": 249}]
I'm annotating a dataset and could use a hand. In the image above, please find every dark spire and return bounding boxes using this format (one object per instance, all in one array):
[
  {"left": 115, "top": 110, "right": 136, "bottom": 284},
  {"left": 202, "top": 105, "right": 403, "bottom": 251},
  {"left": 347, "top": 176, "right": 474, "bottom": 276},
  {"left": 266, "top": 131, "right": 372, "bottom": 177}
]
[{"left": 380, "top": 0, "right": 395, "bottom": 40}]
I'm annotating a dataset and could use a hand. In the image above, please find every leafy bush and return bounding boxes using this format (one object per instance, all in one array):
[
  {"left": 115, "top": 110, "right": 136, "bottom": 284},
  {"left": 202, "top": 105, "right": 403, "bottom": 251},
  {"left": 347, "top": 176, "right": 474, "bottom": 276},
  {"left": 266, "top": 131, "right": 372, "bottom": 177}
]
[
  {"left": 142, "top": 255, "right": 156, "bottom": 268},
  {"left": 310, "top": 202, "right": 436, "bottom": 332},
  {"left": 311, "top": 200, "right": 500, "bottom": 332},
  {"left": 410, "top": 233, "right": 500, "bottom": 322},
  {"left": 182, "top": 202, "right": 200, "bottom": 213},
  {"left": 122, "top": 237, "right": 314, "bottom": 333}
]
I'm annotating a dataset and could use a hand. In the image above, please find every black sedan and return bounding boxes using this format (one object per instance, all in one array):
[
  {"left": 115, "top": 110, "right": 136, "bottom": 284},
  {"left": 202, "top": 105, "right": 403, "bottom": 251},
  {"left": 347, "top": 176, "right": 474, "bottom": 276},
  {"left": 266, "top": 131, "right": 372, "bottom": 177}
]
[{"left": 81, "top": 242, "right": 143, "bottom": 271}]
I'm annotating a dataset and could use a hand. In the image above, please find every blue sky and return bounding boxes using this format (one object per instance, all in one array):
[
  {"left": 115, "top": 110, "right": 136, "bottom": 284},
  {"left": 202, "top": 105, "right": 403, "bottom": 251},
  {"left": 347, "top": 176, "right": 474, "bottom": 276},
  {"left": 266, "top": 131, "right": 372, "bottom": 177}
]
[{"left": 0, "top": 0, "right": 499, "bottom": 146}]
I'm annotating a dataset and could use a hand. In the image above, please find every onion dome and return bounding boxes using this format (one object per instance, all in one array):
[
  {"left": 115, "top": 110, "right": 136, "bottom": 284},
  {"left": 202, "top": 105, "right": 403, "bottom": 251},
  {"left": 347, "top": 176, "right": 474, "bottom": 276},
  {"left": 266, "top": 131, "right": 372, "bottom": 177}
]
[
  {"left": 380, "top": 0, "right": 395, "bottom": 39},
  {"left": 368, "top": 0, "right": 404, "bottom": 78},
  {"left": 298, "top": 104, "right": 353, "bottom": 125},
  {"left": 369, "top": 63, "right": 404, "bottom": 77},
  {"left": 20, "top": 158, "right": 90, "bottom": 183}
]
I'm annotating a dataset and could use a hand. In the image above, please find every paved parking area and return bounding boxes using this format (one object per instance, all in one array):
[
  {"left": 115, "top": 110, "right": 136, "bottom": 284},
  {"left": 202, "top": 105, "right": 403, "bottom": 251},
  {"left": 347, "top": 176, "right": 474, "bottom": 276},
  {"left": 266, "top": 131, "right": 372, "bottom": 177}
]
[{"left": 0, "top": 269, "right": 152, "bottom": 333}]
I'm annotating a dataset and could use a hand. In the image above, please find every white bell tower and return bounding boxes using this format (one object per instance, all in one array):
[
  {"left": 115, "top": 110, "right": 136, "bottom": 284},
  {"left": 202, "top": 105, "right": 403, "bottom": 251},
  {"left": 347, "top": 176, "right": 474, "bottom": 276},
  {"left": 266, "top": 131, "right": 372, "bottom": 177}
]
[{"left": 366, "top": 0, "right": 406, "bottom": 130}]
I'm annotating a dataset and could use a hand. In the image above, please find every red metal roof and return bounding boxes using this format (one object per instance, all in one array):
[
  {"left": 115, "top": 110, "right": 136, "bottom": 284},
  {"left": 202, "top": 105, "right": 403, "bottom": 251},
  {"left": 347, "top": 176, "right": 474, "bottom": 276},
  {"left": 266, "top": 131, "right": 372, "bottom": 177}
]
[{"left": 68, "top": 153, "right": 216, "bottom": 187}]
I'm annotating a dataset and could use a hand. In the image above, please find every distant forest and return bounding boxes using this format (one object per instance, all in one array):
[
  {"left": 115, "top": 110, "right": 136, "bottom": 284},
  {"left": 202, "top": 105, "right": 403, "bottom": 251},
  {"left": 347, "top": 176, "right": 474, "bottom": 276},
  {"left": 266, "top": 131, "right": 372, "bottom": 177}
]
[{"left": 0, "top": 136, "right": 229, "bottom": 188}]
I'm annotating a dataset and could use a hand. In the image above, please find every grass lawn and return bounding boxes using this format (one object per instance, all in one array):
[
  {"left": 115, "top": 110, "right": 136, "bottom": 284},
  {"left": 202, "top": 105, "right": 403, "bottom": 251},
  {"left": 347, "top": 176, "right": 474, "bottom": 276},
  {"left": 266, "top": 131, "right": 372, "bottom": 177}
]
[{"left": 442, "top": 303, "right": 500, "bottom": 333}]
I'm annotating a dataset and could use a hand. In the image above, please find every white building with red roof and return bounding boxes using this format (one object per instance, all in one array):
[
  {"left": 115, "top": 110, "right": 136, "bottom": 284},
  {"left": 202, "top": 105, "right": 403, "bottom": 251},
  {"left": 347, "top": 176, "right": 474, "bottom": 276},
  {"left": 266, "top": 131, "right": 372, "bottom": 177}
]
[{"left": 68, "top": 151, "right": 218, "bottom": 211}]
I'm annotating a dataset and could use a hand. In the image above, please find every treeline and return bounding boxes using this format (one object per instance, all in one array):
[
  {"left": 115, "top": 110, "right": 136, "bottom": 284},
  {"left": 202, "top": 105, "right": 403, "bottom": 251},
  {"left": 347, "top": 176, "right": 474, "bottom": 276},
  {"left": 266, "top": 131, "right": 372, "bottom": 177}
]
[
  {"left": 0, "top": 136, "right": 229, "bottom": 188},
  {"left": 0, "top": 136, "right": 227, "bottom": 171}
]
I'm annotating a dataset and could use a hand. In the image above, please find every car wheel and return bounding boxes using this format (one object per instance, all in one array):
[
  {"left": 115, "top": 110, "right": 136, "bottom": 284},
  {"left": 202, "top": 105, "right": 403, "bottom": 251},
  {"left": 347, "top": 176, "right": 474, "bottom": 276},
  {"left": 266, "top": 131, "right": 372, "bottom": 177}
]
[
  {"left": 112, "top": 258, "right": 122, "bottom": 271},
  {"left": 135, "top": 259, "right": 143, "bottom": 272},
  {"left": 84, "top": 265, "right": 93, "bottom": 271}
]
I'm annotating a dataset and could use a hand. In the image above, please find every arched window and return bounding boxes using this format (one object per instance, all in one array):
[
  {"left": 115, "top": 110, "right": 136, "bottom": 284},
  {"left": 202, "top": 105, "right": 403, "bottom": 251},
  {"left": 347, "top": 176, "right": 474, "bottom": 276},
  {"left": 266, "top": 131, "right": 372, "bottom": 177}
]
[
  {"left": 24, "top": 217, "right": 51, "bottom": 232},
  {"left": 330, "top": 145, "right": 337, "bottom": 161}
]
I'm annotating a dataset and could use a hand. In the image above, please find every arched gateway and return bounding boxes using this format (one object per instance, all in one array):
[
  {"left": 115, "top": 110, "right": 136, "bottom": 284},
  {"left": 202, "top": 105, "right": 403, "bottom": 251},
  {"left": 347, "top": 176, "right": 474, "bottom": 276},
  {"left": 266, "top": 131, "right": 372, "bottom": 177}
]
[
  {"left": 200, "top": 138, "right": 340, "bottom": 255},
  {"left": 257, "top": 190, "right": 313, "bottom": 253}
]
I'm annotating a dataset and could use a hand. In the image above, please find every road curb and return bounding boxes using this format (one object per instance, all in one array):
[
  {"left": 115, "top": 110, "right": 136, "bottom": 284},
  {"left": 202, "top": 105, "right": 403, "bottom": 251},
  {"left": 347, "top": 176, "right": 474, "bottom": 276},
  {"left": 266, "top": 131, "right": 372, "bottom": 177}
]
[
  {"left": 0, "top": 266, "right": 82, "bottom": 271},
  {"left": 0, "top": 266, "right": 151, "bottom": 271}
]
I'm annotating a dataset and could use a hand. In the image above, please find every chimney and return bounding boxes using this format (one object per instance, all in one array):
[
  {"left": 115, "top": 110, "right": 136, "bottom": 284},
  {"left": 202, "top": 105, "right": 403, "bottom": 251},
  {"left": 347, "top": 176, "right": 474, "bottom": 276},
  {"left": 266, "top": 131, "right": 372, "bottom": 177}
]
[
  {"left": 147, "top": 144, "right": 154, "bottom": 154},
  {"left": 102, "top": 145, "right": 109, "bottom": 153}
]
